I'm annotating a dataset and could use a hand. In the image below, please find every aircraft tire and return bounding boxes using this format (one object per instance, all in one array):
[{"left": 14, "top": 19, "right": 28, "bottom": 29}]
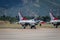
[
  {"left": 31, "top": 25, "right": 36, "bottom": 29},
  {"left": 56, "top": 25, "right": 58, "bottom": 28}
]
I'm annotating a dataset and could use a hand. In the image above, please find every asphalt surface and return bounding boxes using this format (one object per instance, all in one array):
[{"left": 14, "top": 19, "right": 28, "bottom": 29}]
[{"left": 0, "top": 28, "right": 60, "bottom": 40}]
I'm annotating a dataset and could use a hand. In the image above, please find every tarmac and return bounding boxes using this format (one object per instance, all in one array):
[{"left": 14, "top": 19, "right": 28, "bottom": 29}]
[{"left": 0, "top": 28, "right": 60, "bottom": 40}]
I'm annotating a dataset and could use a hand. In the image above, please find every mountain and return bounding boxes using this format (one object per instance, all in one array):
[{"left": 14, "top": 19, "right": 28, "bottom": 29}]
[{"left": 0, "top": 0, "right": 60, "bottom": 17}]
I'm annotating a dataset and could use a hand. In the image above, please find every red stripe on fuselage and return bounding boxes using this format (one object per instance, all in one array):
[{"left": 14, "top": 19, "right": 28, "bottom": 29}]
[
  {"left": 54, "top": 18, "right": 58, "bottom": 20},
  {"left": 22, "top": 17, "right": 27, "bottom": 20}
]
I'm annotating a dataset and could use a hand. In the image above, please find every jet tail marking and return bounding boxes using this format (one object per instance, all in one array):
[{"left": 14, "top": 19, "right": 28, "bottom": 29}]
[
  {"left": 18, "top": 11, "right": 27, "bottom": 20},
  {"left": 49, "top": 11, "right": 58, "bottom": 20}
]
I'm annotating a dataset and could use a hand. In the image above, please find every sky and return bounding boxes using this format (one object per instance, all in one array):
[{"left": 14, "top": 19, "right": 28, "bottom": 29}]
[{"left": 0, "top": 0, "right": 60, "bottom": 17}]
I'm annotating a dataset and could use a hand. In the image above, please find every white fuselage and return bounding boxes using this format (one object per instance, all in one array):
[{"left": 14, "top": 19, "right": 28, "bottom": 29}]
[
  {"left": 19, "top": 19, "right": 36, "bottom": 25},
  {"left": 50, "top": 20, "right": 60, "bottom": 23}
]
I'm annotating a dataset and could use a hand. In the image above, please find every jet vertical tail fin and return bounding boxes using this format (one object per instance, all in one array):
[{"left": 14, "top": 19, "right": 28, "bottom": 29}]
[
  {"left": 18, "top": 10, "right": 27, "bottom": 20},
  {"left": 49, "top": 12, "right": 55, "bottom": 20},
  {"left": 18, "top": 11, "right": 23, "bottom": 20},
  {"left": 49, "top": 10, "right": 58, "bottom": 20}
]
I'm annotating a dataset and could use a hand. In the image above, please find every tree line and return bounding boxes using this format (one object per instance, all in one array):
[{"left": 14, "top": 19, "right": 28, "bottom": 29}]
[{"left": 0, "top": 15, "right": 60, "bottom": 23}]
